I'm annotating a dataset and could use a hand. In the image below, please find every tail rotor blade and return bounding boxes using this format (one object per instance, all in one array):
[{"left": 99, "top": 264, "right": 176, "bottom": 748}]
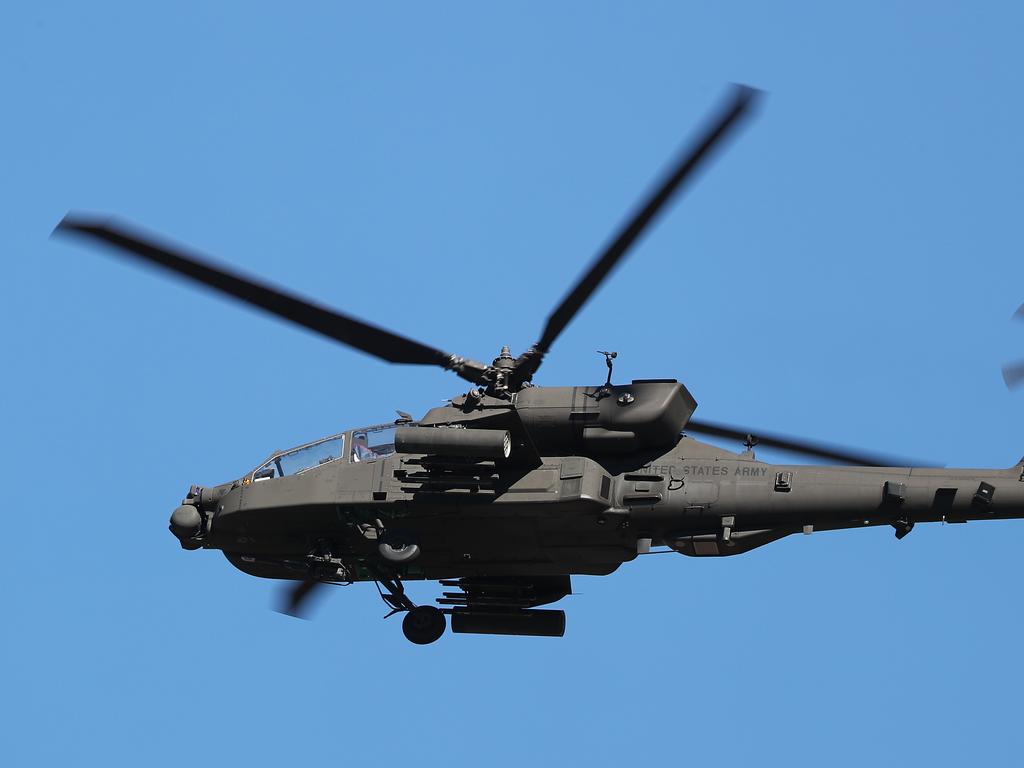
[
  {"left": 1002, "top": 305, "right": 1024, "bottom": 389},
  {"left": 1003, "top": 361, "right": 1024, "bottom": 390}
]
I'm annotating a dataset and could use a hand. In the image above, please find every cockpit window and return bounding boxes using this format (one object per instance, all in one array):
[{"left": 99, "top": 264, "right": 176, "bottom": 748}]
[
  {"left": 251, "top": 434, "right": 345, "bottom": 482},
  {"left": 351, "top": 424, "right": 399, "bottom": 463}
]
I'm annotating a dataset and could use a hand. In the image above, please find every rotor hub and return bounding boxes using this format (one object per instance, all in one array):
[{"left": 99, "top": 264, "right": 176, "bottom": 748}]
[{"left": 492, "top": 345, "right": 516, "bottom": 370}]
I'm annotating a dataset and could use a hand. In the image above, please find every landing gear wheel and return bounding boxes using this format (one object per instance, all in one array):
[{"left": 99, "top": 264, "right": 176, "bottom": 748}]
[
  {"left": 378, "top": 531, "right": 420, "bottom": 563},
  {"left": 402, "top": 605, "right": 446, "bottom": 645}
]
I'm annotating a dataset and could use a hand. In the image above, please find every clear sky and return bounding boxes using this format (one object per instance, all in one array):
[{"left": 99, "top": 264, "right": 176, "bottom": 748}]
[{"left": 4, "top": 2, "right": 1024, "bottom": 766}]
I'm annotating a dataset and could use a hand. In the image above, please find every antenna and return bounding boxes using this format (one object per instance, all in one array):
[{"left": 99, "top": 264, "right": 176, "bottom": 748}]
[{"left": 598, "top": 350, "right": 617, "bottom": 388}]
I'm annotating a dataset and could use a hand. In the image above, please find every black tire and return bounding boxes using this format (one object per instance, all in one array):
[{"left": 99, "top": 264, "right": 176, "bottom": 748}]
[
  {"left": 378, "top": 530, "right": 421, "bottom": 563},
  {"left": 402, "top": 606, "right": 446, "bottom": 645},
  {"left": 378, "top": 540, "right": 420, "bottom": 563}
]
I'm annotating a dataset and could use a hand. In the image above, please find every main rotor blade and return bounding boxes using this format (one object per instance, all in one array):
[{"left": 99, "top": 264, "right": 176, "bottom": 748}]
[
  {"left": 278, "top": 578, "right": 323, "bottom": 619},
  {"left": 54, "top": 215, "right": 483, "bottom": 377},
  {"left": 686, "top": 418, "right": 932, "bottom": 467},
  {"left": 534, "top": 85, "right": 761, "bottom": 357}
]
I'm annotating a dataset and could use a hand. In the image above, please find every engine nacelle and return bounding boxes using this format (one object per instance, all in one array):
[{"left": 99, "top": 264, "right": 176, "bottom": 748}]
[{"left": 515, "top": 380, "right": 696, "bottom": 454}]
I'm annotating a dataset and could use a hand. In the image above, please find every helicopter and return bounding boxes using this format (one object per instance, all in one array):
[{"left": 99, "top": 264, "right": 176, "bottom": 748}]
[{"left": 54, "top": 84, "right": 1024, "bottom": 645}]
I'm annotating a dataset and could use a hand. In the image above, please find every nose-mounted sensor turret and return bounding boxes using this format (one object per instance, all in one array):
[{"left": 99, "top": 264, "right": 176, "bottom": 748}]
[
  {"left": 168, "top": 483, "right": 231, "bottom": 549},
  {"left": 169, "top": 503, "right": 202, "bottom": 549}
]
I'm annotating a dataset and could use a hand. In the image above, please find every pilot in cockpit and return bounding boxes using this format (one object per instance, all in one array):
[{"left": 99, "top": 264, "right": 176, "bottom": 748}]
[
  {"left": 351, "top": 427, "right": 397, "bottom": 462},
  {"left": 351, "top": 432, "right": 378, "bottom": 462}
]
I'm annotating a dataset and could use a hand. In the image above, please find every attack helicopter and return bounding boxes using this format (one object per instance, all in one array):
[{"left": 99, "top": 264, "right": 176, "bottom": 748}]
[{"left": 55, "top": 85, "right": 1024, "bottom": 645}]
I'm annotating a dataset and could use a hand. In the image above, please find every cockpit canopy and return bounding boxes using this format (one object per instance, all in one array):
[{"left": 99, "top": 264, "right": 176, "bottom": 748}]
[
  {"left": 251, "top": 433, "right": 346, "bottom": 482},
  {"left": 248, "top": 423, "right": 402, "bottom": 482},
  {"left": 350, "top": 424, "right": 398, "bottom": 463}
]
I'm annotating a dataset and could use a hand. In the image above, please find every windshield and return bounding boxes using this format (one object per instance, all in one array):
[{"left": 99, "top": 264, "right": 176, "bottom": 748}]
[{"left": 251, "top": 434, "right": 346, "bottom": 481}]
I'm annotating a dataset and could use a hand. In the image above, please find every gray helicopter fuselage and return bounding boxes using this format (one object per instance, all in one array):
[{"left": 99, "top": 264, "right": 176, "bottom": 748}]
[{"left": 202, "top": 430, "right": 1024, "bottom": 585}]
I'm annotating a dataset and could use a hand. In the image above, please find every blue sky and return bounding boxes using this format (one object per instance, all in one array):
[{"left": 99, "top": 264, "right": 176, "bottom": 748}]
[{"left": 4, "top": 2, "right": 1024, "bottom": 766}]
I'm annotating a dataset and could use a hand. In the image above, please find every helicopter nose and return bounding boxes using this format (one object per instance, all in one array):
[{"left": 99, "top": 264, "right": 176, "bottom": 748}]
[{"left": 168, "top": 482, "right": 232, "bottom": 550}]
